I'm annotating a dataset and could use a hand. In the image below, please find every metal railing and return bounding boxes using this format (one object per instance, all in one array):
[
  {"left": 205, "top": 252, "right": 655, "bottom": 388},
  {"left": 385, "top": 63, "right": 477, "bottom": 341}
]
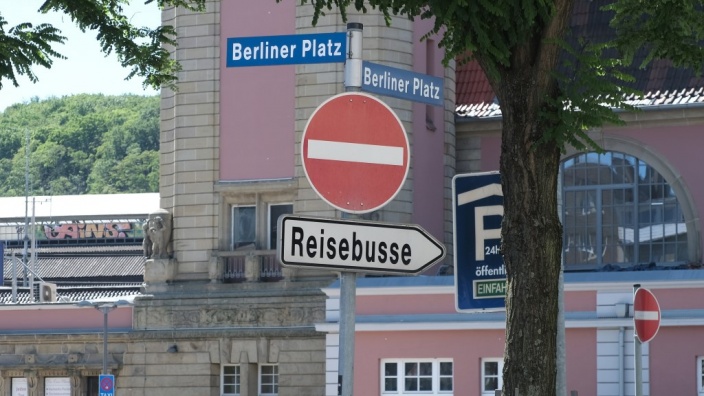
[
  {"left": 218, "top": 250, "right": 283, "bottom": 283},
  {"left": 223, "top": 256, "right": 246, "bottom": 283},
  {"left": 260, "top": 253, "right": 283, "bottom": 281}
]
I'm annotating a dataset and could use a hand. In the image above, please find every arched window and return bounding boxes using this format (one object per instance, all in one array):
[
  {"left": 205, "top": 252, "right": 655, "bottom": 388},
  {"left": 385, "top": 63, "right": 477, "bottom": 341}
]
[{"left": 561, "top": 151, "right": 688, "bottom": 270}]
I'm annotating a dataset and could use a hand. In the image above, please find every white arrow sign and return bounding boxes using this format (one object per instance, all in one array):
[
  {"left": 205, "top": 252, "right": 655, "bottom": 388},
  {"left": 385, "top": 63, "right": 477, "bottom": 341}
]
[{"left": 277, "top": 215, "right": 446, "bottom": 274}]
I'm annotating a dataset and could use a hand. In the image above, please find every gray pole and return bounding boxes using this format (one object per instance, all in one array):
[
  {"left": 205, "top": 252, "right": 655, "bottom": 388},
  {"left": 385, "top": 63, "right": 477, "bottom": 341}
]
[
  {"left": 336, "top": 22, "right": 363, "bottom": 396},
  {"left": 557, "top": 169, "right": 566, "bottom": 396},
  {"left": 103, "top": 308, "right": 109, "bottom": 374},
  {"left": 344, "top": 23, "right": 363, "bottom": 91},
  {"left": 11, "top": 256, "right": 18, "bottom": 303},
  {"left": 338, "top": 272, "right": 357, "bottom": 396},
  {"left": 22, "top": 129, "right": 29, "bottom": 287},
  {"left": 96, "top": 303, "right": 117, "bottom": 375},
  {"left": 633, "top": 284, "right": 642, "bottom": 396}
]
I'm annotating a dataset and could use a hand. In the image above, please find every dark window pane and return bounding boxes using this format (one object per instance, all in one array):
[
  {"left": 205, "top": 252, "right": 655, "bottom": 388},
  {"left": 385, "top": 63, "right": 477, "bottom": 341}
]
[
  {"left": 440, "top": 377, "right": 453, "bottom": 391},
  {"left": 440, "top": 362, "right": 452, "bottom": 375},
  {"left": 485, "top": 361, "right": 498, "bottom": 376},
  {"left": 419, "top": 362, "right": 432, "bottom": 376},
  {"left": 385, "top": 362, "right": 397, "bottom": 376},
  {"left": 384, "top": 378, "right": 397, "bottom": 391},
  {"left": 232, "top": 206, "right": 256, "bottom": 249},
  {"left": 405, "top": 362, "right": 417, "bottom": 376},
  {"left": 405, "top": 377, "right": 418, "bottom": 391},
  {"left": 484, "top": 378, "right": 498, "bottom": 391},
  {"left": 269, "top": 204, "right": 292, "bottom": 249},
  {"left": 419, "top": 377, "right": 432, "bottom": 391},
  {"left": 86, "top": 377, "right": 99, "bottom": 396}
]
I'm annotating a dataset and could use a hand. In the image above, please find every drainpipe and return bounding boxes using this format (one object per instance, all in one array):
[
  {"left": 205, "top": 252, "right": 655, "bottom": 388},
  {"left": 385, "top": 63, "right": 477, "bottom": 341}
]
[{"left": 619, "top": 326, "right": 625, "bottom": 396}]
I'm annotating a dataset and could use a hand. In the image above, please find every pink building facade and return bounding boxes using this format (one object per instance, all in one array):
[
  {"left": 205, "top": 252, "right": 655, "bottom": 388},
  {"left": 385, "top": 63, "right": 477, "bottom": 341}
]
[{"left": 319, "top": 272, "right": 704, "bottom": 396}]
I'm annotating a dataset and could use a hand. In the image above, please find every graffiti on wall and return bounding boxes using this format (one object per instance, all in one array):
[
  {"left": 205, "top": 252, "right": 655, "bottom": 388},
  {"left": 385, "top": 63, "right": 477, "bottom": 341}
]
[{"left": 42, "top": 222, "right": 142, "bottom": 240}]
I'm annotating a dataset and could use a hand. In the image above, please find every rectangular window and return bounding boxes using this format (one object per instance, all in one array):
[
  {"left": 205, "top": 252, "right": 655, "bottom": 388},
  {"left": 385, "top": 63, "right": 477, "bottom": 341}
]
[
  {"left": 86, "top": 377, "right": 99, "bottom": 396},
  {"left": 382, "top": 359, "right": 453, "bottom": 395},
  {"left": 222, "top": 364, "right": 241, "bottom": 395},
  {"left": 232, "top": 205, "right": 256, "bottom": 250},
  {"left": 12, "top": 378, "right": 28, "bottom": 396},
  {"left": 482, "top": 358, "right": 503, "bottom": 395},
  {"left": 268, "top": 203, "right": 293, "bottom": 249},
  {"left": 44, "top": 377, "right": 71, "bottom": 396},
  {"left": 260, "top": 364, "right": 278, "bottom": 396}
]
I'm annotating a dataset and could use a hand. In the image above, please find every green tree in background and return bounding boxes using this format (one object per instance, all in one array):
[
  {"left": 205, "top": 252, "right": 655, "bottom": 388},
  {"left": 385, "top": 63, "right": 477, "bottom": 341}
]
[
  {"left": 291, "top": 1, "right": 704, "bottom": 395},
  {"left": 0, "top": 94, "right": 159, "bottom": 195},
  {"left": 0, "top": 0, "right": 204, "bottom": 91}
]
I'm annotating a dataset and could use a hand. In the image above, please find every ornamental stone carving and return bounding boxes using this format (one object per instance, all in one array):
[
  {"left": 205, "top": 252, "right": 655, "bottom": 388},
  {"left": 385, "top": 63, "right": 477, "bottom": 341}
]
[{"left": 142, "top": 209, "right": 172, "bottom": 259}]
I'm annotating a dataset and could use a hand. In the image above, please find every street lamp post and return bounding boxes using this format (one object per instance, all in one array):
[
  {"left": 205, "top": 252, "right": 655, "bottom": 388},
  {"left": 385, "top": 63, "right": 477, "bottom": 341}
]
[
  {"left": 78, "top": 300, "right": 132, "bottom": 375},
  {"left": 97, "top": 303, "right": 117, "bottom": 375}
]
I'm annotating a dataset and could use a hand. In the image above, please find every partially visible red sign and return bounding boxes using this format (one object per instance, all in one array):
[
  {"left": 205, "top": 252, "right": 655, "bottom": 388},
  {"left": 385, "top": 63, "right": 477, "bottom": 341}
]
[{"left": 634, "top": 288, "right": 661, "bottom": 343}]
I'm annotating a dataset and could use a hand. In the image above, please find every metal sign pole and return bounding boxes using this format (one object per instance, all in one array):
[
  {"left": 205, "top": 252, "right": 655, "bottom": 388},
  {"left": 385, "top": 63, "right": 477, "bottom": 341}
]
[
  {"left": 338, "top": 271, "right": 357, "bottom": 396},
  {"left": 337, "top": 22, "right": 363, "bottom": 396},
  {"left": 633, "top": 284, "right": 643, "bottom": 396}
]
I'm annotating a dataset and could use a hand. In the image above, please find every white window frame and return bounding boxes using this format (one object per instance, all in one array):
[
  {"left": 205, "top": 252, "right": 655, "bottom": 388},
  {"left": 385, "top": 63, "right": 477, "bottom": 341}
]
[
  {"left": 481, "top": 358, "right": 504, "bottom": 396},
  {"left": 259, "top": 364, "right": 279, "bottom": 396},
  {"left": 697, "top": 356, "right": 704, "bottom": 396},
  {"left": 221, "top": 364, "right": 241, "bottom": 396},
  {"left": 381, "top": 358, "right": 453, "bottom": 395},
  {"left": 267, "top": 203, "right": 293, "bottom": 249}
]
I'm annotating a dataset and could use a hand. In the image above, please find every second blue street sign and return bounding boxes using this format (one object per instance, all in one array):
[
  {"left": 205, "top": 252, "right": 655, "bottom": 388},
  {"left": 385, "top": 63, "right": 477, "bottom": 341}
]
[
  {"left": 453, "top": 171, "right": 506, "bottom": 312},
  {"left": 361, "top": 61, "right": 444, "bottom": 107}
]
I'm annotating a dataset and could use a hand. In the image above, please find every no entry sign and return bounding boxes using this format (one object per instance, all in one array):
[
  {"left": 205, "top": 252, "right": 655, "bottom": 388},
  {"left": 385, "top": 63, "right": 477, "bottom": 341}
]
[
  {"left": 302, "top": 92, "right": 409, "bottom": 214},
  {"left": 634, "top": 287, "right": 661, "bottom": 343}
]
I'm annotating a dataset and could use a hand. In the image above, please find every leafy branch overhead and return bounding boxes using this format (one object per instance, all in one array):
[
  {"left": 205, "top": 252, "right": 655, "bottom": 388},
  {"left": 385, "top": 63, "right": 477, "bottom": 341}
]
[
  {"left": 0, "top": 0, "right": 205, "bottom": 91},
  {"left": 293, "top": 0, "right": 704, "bottom": 152},
  {"left": 0, "top": 17, "right": 66, "bottom": 90}
]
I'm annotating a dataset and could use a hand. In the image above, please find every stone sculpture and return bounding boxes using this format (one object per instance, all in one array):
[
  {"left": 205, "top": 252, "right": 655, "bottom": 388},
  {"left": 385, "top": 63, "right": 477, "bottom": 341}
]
[{"left": 143, "top": 209, "right": 172, "bottom": 259}]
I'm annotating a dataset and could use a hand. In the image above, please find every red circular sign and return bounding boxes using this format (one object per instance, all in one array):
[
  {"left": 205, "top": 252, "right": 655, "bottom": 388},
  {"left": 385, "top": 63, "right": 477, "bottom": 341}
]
[
  {"left": 302, "top": 92, "right": 409, "bottom": 214},
  {"left": 634, "top": 288, "right": 661, "bottom": 343}
]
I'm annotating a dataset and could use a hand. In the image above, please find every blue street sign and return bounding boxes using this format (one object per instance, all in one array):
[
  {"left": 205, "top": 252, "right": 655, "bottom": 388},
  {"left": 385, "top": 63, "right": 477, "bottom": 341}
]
[
  {"left": 99, "top": 374, "right": 115, "bottom": 396},
  {"left": 226, "top": 32, "right": 346, "bottom": 67},
  {"left": 453, "top": 171, "right": 506, "bottom": 312},
  {"left": 361, "top": 61, "right": 444, "bottom": 107}
]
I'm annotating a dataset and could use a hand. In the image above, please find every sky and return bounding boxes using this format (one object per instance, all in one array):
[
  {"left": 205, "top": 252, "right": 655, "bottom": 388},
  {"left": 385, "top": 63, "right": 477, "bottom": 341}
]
[{"left": 0, "top": 1, "right": 161, "bottom": 111}]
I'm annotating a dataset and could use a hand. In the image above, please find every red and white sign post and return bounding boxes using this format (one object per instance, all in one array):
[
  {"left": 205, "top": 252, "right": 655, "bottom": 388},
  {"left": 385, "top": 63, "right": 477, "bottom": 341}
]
[
  {"left": 633, "top": 285, "right": 661, "bottom": 396},
  {"left": 634, "top": 287, "right": 661, "bottom": 343},
  {"left": 302, "top": 92, "right": 409, "bottom": 214}
]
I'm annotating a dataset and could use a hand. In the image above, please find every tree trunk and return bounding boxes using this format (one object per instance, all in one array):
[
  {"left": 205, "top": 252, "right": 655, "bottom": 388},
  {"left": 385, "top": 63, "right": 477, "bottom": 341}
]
[
  {"left": 499, "top": 95, "right": 562, "bottom": 396},
  {"left": 491, "top": 2, "right": 573, "bottom": 395}
]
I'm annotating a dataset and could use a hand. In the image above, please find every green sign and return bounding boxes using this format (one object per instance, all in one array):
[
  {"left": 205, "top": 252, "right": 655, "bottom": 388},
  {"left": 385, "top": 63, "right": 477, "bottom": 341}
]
[{"left": 474, "top": 279, "right": 506, "bottom": 299}]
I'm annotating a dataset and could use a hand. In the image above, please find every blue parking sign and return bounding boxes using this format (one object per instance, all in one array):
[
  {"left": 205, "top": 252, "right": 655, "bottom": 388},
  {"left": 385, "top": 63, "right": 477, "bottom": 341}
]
[
  {"left": 99, "top": 374, "right": 114, "bottom": 396},
  {"left": 453, "top": 172, "right": 506, "bottom": 312}
]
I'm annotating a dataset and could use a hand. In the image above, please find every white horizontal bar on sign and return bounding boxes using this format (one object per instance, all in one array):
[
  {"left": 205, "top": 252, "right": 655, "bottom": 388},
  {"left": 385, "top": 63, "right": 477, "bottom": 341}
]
[
  {"left": 307, "top": 139, "right": 404, "bottom": 166},
  {"left": 634, "top": 311, "right": 659, "bottom": 320}
]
